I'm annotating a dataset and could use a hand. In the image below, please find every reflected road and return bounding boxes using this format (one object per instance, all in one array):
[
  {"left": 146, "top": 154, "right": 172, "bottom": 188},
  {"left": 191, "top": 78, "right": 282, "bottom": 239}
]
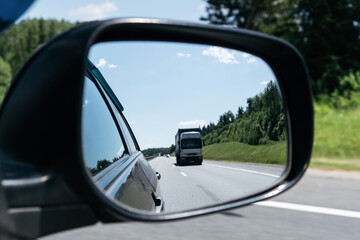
[{"left": 150, "top": 157, "right": 284, "bottom": 212}]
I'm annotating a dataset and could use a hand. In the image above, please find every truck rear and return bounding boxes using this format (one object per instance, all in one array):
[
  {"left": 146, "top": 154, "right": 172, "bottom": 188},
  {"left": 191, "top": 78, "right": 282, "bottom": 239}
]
[{"left": 175, "top": 128, "right": 203, "bottom": 165}]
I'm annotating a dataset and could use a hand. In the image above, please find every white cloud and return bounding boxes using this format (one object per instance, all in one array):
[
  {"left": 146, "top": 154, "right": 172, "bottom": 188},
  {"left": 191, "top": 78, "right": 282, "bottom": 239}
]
[
  {"left": 260, "top": 81, "right": 269, "bottom": 85},
  {"left": 68, "top": 1, "right": 119, "bottom": 21},
  {"left": 247, "top": 58, "right": 257, "bottom": 64},
  {"left": 129, "top": 121, "right": 136, "bottom": 125},
  {"left": 96, "top": 58, "right": 107, "bottom": 68},
  {"left": 242, "top": 53, "right": 250, "bottom": 58},
  {"left": 108, "top": 64, "right": 118, "bottom": 68},
  {"left": 178, "top": 120, "right": 207, "bottom": 128},
  {"left": 177, "top": 52, "right": 191, "bottom": 57},
  {"left": 82, "top": 99, "right": 89, "bottom": 108},
  {"left": 202, "top": 46, "right": 238, "bottom": 64},
  {"left": 95, "top": 58, "right": 117, "bottom": 68}
]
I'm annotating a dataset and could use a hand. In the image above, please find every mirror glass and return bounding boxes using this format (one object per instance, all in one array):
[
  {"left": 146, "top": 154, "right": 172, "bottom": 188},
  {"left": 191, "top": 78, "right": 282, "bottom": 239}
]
[{"left": 82, "top": 41, "right": 288, "bottom": 214}]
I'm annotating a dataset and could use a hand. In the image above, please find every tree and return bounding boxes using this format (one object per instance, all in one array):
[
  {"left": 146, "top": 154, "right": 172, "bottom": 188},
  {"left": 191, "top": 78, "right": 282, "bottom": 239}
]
[
  {"left": 218, "top": 110, "right": 235, "bottom": 126},
  {"left": 201, "top": 0, "right": 360, "bottom": 96},
  {"left": 96, "top": 159, "right": 112, "bottom": 171},
  {"left": 236, "top": 106, "right": 244, "bottom": 119},
  {"left": 0, "top": 18, "right": 75, "bottom": 78},
  {"left": 201, "top": 0, "right": 266, "bottom": 29},
  {"left": 26, "top": 22, "right": 39, "bottom": 53},
  {"left": 169, "top": 144, "right": 175, "bottom": 154},
  {"left": 38, "top": 18, "right": 47, "bottom": 44},
  {"left": 201, "top": 81, "right": 286, "bottom": 145},
  {"left": 0, "top": 56, "right": 11, "bottom": 87},
  {"left": 293, "top": 0, "right": 360, "bottom": 95},
  {"left": 48, "top": 20, "right": 56, "bottom": 39},
  {"left": 201, "top": 0, "right": 297, "bottom": 32},
  {"left": 246, "top": 97, "right": 254, "bottom": 115},
  {"left": 11, "top": 36, "right": 27, "bottom": 75}
]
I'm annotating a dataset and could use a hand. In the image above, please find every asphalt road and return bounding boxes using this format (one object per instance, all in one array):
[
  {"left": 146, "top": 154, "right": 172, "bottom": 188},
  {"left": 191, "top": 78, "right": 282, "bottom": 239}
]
[
  {"left": 150, "top": 157, "right": 285, "bottom": 212},
  {"left": 41, "top": 161, "right": 360, "bottom": 240}
]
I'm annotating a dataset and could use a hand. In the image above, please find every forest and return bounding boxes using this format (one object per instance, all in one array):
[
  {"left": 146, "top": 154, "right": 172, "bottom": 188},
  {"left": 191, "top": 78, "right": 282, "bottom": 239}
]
[
  {"left": 0, "top": 18, "right": 75, "bottom": 102},
  {"left": 200, "top": 80, "right": 285, "bottom": 146},
  {"left": 141, "top": 146, "right": 174, "bottom": 157}
]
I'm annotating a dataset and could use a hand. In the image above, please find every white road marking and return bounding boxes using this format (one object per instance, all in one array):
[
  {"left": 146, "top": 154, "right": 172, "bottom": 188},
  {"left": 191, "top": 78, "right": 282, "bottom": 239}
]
[
  {"left": 255, "top": 201, "right": 360, "bottom": 219},
  {"left": 180, "top": 172, "right": 187, "bottom": 177},
  {"left": 203, "top": 163, "right": 279, "bottom": 178}
]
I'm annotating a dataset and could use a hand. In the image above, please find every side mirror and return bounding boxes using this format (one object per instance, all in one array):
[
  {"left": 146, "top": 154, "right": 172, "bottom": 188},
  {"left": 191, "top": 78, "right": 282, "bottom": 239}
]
[{"left": 0, "top": 18, "right": 313, "bottom": 238}]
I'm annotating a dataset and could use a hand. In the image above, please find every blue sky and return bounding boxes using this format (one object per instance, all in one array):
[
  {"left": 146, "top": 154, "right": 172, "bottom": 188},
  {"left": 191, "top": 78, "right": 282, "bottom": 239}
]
[
  {"left": 21, "top": 1, "right": 278, "bottom": 149},
  {"left": 89, "top": 42, "right": 276, "bottom": 149},
  {"left": 21, "top": 0, "right": 206, "bottom": 22}
]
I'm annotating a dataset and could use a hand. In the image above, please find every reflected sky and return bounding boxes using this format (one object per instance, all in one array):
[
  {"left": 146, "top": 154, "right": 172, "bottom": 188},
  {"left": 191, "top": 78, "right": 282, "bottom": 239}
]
[
  {"left": 82, "top": 76, "right": 125, "bottom": 171},
  {"left": 88, "top": 42, "right": 277, "bottom": 149}
]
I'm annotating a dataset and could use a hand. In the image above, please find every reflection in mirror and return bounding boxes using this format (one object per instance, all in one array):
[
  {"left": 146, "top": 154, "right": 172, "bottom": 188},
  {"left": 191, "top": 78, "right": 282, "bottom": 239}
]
[
  {"left": 82, "top": 41, "right": 288, "bottom": 214},
  {"left": 82, "top": 76, "right": 127, "bottom": 176}
]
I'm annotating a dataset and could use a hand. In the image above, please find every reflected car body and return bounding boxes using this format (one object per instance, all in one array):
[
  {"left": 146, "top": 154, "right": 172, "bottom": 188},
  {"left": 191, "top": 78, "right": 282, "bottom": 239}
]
[{"left": 84, "top": 60, "right": 164, "bottom": 213}]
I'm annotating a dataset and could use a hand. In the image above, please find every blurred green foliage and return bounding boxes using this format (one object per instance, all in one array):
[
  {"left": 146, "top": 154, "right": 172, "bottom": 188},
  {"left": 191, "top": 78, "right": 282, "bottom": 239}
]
[
  {"left": 201, "top": 0, "right": 360, "bottom": 97},
  {"left": 313, "top": 92, "right": 360, "bottom": 160},
  {"left": 0, "top": 56, "right": 11, "bottom": 102},
  {"left": 0, "top": 18, "right": 74, "bottom": 102}
]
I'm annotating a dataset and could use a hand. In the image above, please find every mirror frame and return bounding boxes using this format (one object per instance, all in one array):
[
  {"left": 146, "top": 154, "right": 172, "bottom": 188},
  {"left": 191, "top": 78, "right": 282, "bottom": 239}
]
[
  {"left": 0, "top": 18, "right": 313, "bottom": 236},
  {"left": 83, "top": 19, "right": 313, "bottom": 221},
  {"left": 87, "top": 38, "right": 291, "bottom": 213}
]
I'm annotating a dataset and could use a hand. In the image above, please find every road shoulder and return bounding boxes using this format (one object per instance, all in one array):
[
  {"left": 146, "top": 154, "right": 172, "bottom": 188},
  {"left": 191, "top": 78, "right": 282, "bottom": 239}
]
[{"left": 306, "top": 168, "right": 360, "bottom": 180}]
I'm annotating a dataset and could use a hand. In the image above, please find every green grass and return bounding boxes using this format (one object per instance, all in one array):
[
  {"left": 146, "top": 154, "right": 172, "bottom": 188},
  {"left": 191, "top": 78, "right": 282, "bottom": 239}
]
[
  {"left": 313, "top": 94, "right": 360, "bottom": 160},
  {"left": 201, "top": 93, "right": 360, "bottom": 170},
  {"left": 203, "top": 141, "right": 287, "bottom": 165},
  {"left": 202, "top": 92, "right": 360, "bottom": 170},
  {"left": 310, "top": 158, "right": 360, "bottom": 171},
  {"left": 311, "top": 94, "right": 360, "bottom": 171}
]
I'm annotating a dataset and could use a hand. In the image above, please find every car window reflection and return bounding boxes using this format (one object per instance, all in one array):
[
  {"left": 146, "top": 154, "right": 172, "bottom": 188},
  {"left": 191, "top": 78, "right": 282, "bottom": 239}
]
[{"left": 82, "top": 76, "right": 127, "bottom": 176}]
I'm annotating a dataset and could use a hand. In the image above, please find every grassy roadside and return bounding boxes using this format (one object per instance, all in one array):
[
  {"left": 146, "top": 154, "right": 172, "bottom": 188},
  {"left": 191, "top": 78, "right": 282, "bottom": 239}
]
[
  {"left": 202, "top": 93, "right": 360, "bottom": 171},
  {"left": 313, "top": 100, "right": 360, "bottom": 159},
  {"left": 202, "top": 141, "right": 287, "bottom": 165},
  {"left": 310, "top": 94, "right": 360, "bottom": 170},
  {"left": 310, "top": 158, "right": 360, "bottom": 171}
]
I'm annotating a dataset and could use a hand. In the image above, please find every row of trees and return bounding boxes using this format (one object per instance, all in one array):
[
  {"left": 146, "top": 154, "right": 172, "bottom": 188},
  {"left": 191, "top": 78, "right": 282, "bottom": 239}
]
[
  {"left": 141, "top": 146, "right": 175, "bottom": 157},
  {"left": 201, "top": 0, "right": 360, "bottom": 98},
  {"left": 201, "top": 81, "right": 286, "bottom": 145},
  {"left": 0, "top": 18, "right": 74, "bottom": 102},
  {"left": 88, "top": 155, "right": 123, "bottom": 176}
]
